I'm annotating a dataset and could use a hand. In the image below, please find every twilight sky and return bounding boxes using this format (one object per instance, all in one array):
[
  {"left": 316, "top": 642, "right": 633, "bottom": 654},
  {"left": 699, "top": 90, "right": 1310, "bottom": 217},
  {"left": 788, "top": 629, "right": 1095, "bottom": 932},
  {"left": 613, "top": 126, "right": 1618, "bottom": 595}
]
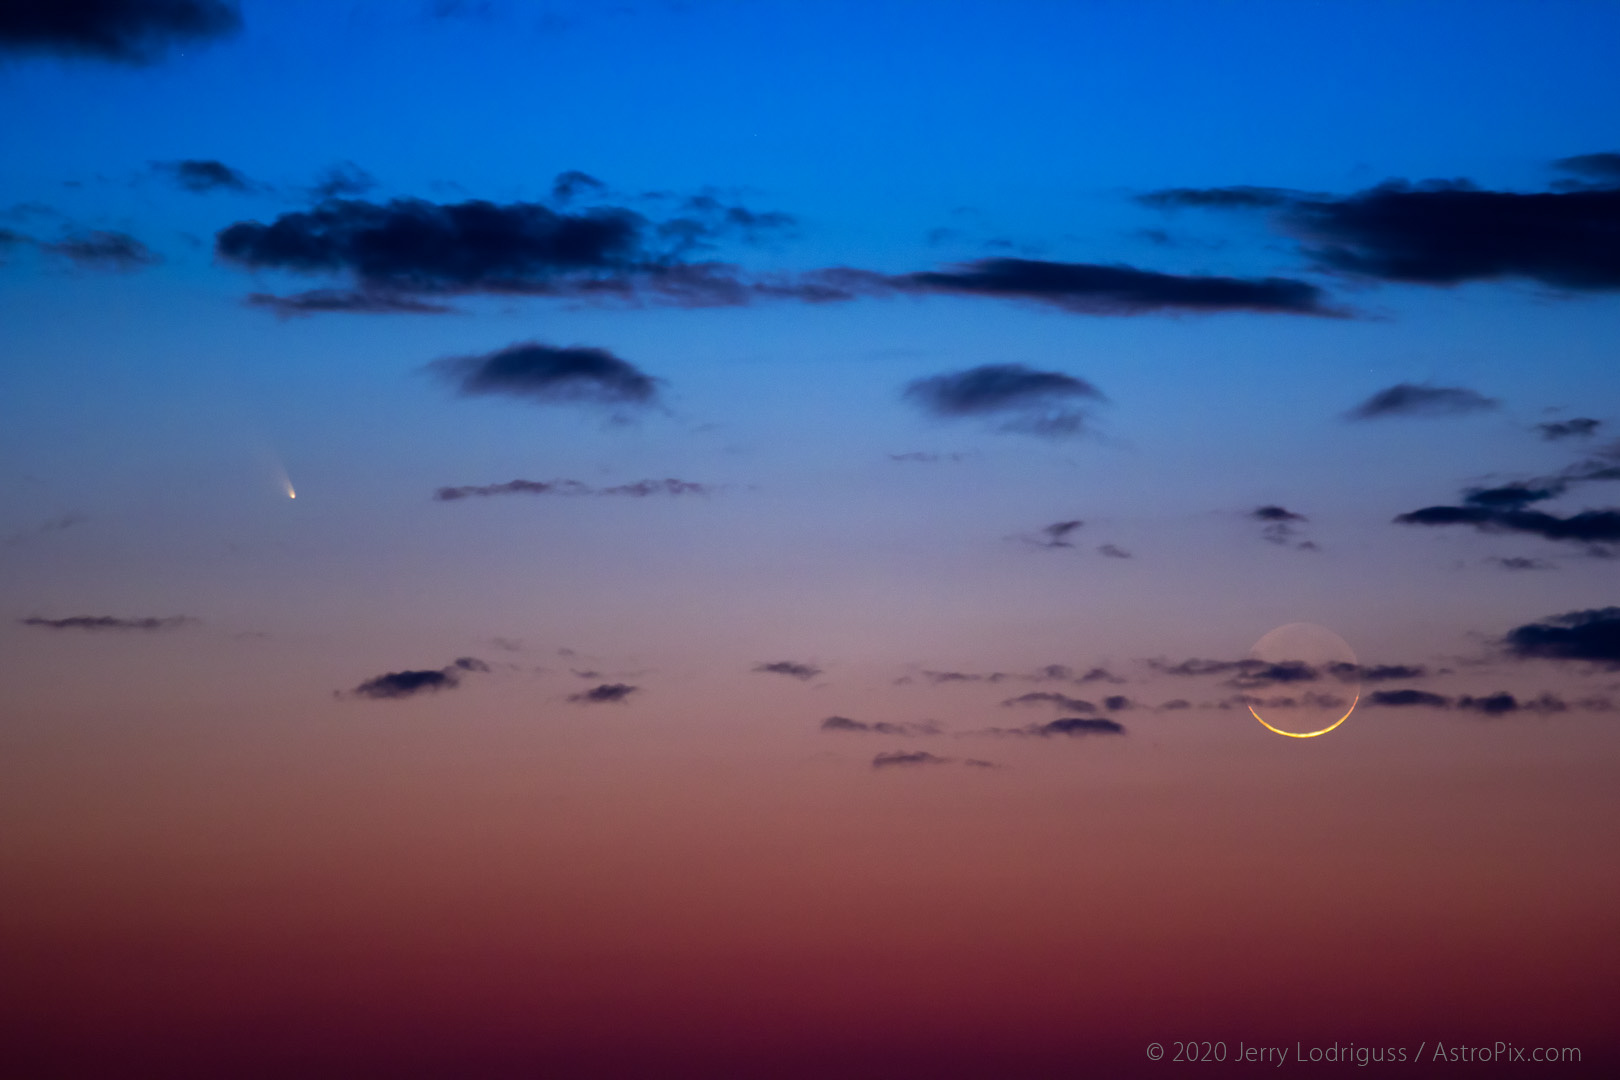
[{"left": 2, "top": 2, "right": 1619, "bottom": 1076}]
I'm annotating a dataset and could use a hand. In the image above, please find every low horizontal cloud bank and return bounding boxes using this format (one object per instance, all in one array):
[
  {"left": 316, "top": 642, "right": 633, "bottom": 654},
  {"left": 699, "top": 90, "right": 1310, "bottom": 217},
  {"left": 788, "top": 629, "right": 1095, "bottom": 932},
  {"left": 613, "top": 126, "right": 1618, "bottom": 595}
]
[
  {"left": 568, "top": 682, "right": 638, "bottom": 704},
  {"left": 1503, "top": 608, "right": 1620, "bottom": 666},
  {"left": 1394, "top": 444, "right": 1620, "bottom": 549},
  {"left": 21, "top": 614, "right": 194, "bottom": 631},
  {"left": 822, "top": 716, "right": 941, "bottom": 736},
  {"left": 1554, "top": 152, "right": 1620, "bottom": 184},
  {"left": 0, "top": 0, "right": 241, "bottom": 63},
  {"left": 872, "top": 750, "right": 996, "bottom": 769},
  {"left": 216, "top": 183, "right": 1340, "bottom": 319},
  {"left": 348, "top": 657, "right": 489, "bottom": 700},
  {"left": 1368, "top": 688, "right": 1609, "bottom": 715},
  {"left": 1149, "top": 658, "right": 1429, "bottom": 687},
  {"left": 992, "top": 717, "right": 1126, "bottom": 737},
  {"left": 1291, "top": 181, "right": 1620, "bottom": 288},
  {"left": 216, "top": 186, "right": 801, "bottom": 310},
  {"left": 429, "top": 342, "right": 660, "bottom": 407},
  {"left": 246, "top": 290, "right": 455, "bottom": 316},
  {"left": 1346, "top": 383, "right": 1499, "bottom": 420},
  {"left": 1001, "top": 691, "right": 1096, "bottom": 713},
  {"left": 754, "top": 661, "right": 821, "bottom": 681},
  {"left": 869, "top": 257, "right": 1336, "bottom": 316},
  {"left": 1141, "top": 168, "right": 1620, "bottom": 291},
  {"left": 914, "top": 664, "right": 1124, "bottom": 687},
  {"left": 905, "top": 364, "right": 1105, "bottom": 437},
  {"left": 435, "top": 477, "right": 709, "bottom": 501},
  {"left": 1396, "top": 505, "right": 1620, "bottom": 545}
]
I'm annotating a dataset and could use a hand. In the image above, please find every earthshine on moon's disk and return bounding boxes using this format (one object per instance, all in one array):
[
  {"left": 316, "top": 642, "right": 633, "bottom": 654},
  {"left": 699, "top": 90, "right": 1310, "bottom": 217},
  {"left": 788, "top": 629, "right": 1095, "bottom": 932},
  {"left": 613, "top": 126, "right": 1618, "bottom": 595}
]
[{"left": 1246, "top": 622, "right": 1359, "bottom": 738}]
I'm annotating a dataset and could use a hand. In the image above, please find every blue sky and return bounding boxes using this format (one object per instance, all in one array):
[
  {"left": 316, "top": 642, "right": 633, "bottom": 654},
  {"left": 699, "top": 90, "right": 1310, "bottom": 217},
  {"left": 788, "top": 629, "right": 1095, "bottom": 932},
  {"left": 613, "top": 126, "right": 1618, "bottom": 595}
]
[{"left": 4, "top": 4, "right": 1620, "bottom": 1074}]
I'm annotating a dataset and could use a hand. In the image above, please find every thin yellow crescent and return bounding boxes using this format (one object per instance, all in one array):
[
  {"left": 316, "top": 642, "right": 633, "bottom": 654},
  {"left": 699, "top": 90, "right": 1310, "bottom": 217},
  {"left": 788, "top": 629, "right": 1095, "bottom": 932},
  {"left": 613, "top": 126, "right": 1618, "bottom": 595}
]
[{"left": 1249, "top": 692, "right": 1359, "bottom": 739}]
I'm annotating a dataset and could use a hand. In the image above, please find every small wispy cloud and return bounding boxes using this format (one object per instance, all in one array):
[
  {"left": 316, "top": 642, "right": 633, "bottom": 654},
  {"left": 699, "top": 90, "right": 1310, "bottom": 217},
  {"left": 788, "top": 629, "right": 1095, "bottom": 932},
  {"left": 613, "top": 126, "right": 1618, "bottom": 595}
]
[
  {"left": 435, "top": 478, "right": 710, "bottom": 501},
  {"left": 821, "top": 716, "right": 941, "bottom": 736},
  {"left": 347, "top": 657, "right": 489, "bottom": 700},
  {"left": 567, "top": 682, "right": 639, "bottom": 704},
  {"left": 21, "top": 614, "right": 194, "bottom": 631},
  {"left": 754, "top": 661, "right": 822, "bottom": 681}
]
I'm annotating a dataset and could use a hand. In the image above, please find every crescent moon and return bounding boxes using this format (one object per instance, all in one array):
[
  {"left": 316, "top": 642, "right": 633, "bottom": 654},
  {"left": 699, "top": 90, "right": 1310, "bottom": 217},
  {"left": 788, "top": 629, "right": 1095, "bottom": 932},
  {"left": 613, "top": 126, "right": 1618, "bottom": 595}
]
[{"left": 1249, "top": 693, "right": 1359, "bottom": 739}]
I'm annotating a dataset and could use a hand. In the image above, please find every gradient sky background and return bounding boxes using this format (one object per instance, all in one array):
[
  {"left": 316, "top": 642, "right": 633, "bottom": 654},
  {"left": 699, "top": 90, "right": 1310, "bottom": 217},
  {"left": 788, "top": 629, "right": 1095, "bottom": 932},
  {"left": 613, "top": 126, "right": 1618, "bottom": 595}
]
[{"left": 3, "top": 2, "right": 1619, "bottom": 1076}]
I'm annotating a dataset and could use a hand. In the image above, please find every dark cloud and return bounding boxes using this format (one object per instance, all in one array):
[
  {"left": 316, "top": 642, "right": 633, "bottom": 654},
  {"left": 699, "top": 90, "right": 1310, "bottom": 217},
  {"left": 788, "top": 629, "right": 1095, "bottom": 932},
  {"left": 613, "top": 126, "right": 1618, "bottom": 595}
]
[
  {"left": 0, "top": 0, "right": 240, "bottom": 63},
  {"left": 430, "top": 342, "right": 659, "bottom": 407},
  {"left": 1145, "top": 172, "right": 1620, "bottom": 291},
  {"left": 1230, "top": 662, "right": 1318, "bottom": 688},
  {"left": 872, "top": 750, "right": 953, "bottom": 768},
  {"left": 1396, "top": 455, "right": 1620, "bottom": 548},
  {"left": 917, "top": 664, "right": 1122, "bottom": 688},
  {"left": 1327, "top": 662, "right": 1430, "bottom": 682},
  {"left": 1149, "top": 658, "right": 1237, "bottom": 677},
  {"left": 310, "top": 162, "right": 378, "bottom": 200},
  {"left": 1138, "top": 186, "right": 1301, "bottom": 210},
  {"left": 1149, "top": 657, "right": 1322, "bottom": 688},
  {"left": 1289, "top": 181, "right": 1620, "bottom": 289},
  {"left": 349, "top": 656, "right": 489, "bottom": 700},
  {"left": 1097, "top": 543, "right": 1132, "bottom": 559},
  {"left": 1455, "top": 692, "right": 1522, "bottom": 716},
  {"left": 1000, "top": 692, "right": 1097, "bottom": 713},
  {"left": 44, "top": 230, "right": 160, "bottom": 270},
  {"left": 1553, "top": 152, "right": 1620, "bottom": 184},
  {"left": 215, "top": 193, "right": 1335, "bottom": 317},
  {"left": 1395, "top": 504, "right": 1620, "bottom": 545},
  {"left": 1463, "top": 483, "right": 1564, "bottom": 508},
  {"left": 246, "top": 289, "right": 455, "bottom": 317},
  {"left": 1503, "top": 608, "right": 1620, "bottom": 666},
  {"left": 1250, "top": 505, "right": 1315, "bottom": 547},
  {"left": 1538, "top": 418, "right": 1601, "bottom": 441},
  {"left": 918, "top": 670, "right": 993, "bottom": 684},
  {"left": 1347, "top": 383, "right": 1499, "bottom": 420},
  {"left": 822, "top": 716, "right": 941, "bottom": 736},
  {"left": 1156, "top": 699, "right": 1192, "bottom": 711},
  {"left": 1368, "top": 687, "right": 1583, "bottom": 714},
  {"left": 155, "top": 158, "right": 252, "bottom": 193},
  {"left": 1103, "top": 695, "right": 1134, "bottom": 711},
  {"left": 1023, "top": 519, "right": 1084, "bottom": 548},
  {"left": 1368, "top": 688, "right": 1452, "bottom": 708},
  {"left": 21, "top": 614, "right": 193, "bottom": 631},
  {"left": 567, "top": 682, "right": 639, "bottom": 704},
  {"left": 217, "top": 197, "right": 643, "bottom": 292},
  {"left": 672, "top": 194, "right": 797, "bottom": 245},
  {"left": 216, "top": 192, "right": 802, "bottom": 310},
  {"left": 905, "top": 363, "right": 1104, "bottom": 437},
  {"left": 884, "top": 257, "right": 1334, "bottom": 315},
  {"left": 1030, "top": 717, "right": 1126, "bottom": 737},
  {"left": 434, "top": 477, "right": 707, "bottom": 500},
  {"left": 754, "top": 661, "right": 821, "bottom": 681}
]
